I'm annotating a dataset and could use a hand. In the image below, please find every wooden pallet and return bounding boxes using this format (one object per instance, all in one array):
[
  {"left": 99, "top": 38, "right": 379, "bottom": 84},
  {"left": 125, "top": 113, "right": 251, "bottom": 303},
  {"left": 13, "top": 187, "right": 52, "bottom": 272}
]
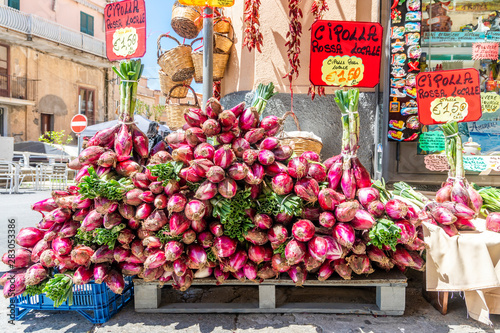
[{"left": 133, "top": 270, "right": 407, "bottom": 315}]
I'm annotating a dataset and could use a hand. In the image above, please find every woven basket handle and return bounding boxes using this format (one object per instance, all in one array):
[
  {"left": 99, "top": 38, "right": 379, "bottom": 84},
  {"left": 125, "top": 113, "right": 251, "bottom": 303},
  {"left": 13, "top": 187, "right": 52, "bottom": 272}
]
[
  {"left": 157, "top": 34, "right": 181, "bottom": 59},
  {"left": 280, "top": 111, "right": 302, "bottom": 132},
  {"left": 214, "top": 17, "right": 234, "bottom": 41},
  {"left": 191, "top": 37, "right": 204, "bottom": 52},
  {"left": 167, "top": 84, "right": 200, "bottom": 107}
]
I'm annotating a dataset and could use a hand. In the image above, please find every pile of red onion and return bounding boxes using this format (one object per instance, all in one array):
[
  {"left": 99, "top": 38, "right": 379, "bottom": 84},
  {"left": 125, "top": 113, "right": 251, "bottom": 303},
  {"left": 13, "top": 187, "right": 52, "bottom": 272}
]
[{"left": 2, "top": 97, "right": 427, "bottom": 297}]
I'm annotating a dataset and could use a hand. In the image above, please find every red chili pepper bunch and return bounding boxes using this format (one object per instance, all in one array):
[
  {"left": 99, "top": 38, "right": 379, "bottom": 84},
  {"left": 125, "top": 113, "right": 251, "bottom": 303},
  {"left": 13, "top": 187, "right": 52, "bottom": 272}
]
[
  {"left": 308, "top": 85, "right": 325, "bottom": 101},
  {"left": 213, "top": 81, "right": 221, "bottom": 101},
  {"left": 311, "top": 0, "right": 329, "bottom": 20},
  {"left": 283, "top": 0, "right": 303, "bottom": 84},
  {"left": 243, "top": 0, "right": 263, "bottom": 53}
]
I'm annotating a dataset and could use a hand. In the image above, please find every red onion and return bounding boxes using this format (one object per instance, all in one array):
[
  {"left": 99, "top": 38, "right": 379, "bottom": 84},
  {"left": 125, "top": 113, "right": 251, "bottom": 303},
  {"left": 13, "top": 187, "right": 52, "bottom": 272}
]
[
  {"left": 308, "top": 236, "right": 328, "bottom": 261},
  {"left": 318, "top": 188, "right": 341, "bottom": 211},
  {"left": 271, "top": 173, "right": 293, "bottom": 195},
  {"left": 385, "top": 199, "right": 409, "bottom": 220},
  {"left": 333, "top": 223, "right": 355, "bottom": 249},
  {"left": 195, "top": 180, "right": 218, "bottom": 200},
  {"left": 273, "top": 145, "right": 293, "bottom": 161},
  {"left": 232, "top": 138, "right": 251, "bottom": 158},
  {"left": 241, "top": 164, "right": 263, "bottom": 187},
  {"left": 285, "top": 239, "right": 306, "bottom": 265},
  {"left": 288, "top": 157, "right": 308, "bottom": 179},
  {"left": 243, "top": 261, "right": 258, "bottom": 281},
  {"left": 351, "top": 210, "right": 376, "bottom": 230},
  {"left": 239, "top": 107, "right": 259, "bottom": 130},
  {"left": 218, "top": 178, "right": 237, "bottom": 199},
  {"left": 16, "top": 227, "right": 44, "bottom": 248},
  {"left": 187, "top": 244, "right": 208, "bottom": 269},
  {"left": 265, "top": 161, "right": 288, "bottom": 177},
  {"left": 260, "top": 137, "right": 280, "bottom": 150},
  {"left": 327, "top": 161, "right": 343, "bottom": 190},
  {"left": 319, "top": 211, "right": 336, "bottom": 228},
  {"left": 172, "top": 146, "right": 194, "bottom": 164},
  {"left": 244, "top": 228, "right": 268, "bottom": 246},
  {"left": 213, "top": 236, "right": 237, "bottom": 257},
  {"left": 244, "top": 128, "right": 266, "bottom": 144},
  {"left": 214, "top": 144, "right": 236, "bottom": 169},
  {"left": 254, "top": 214, "right": 273, "bottom": 229},
  {"left": 248, "top": 245, "right": 272, "bottom": 264},
  {"left": 291, "top": 219, "right": 315, "bottom": 242},
  {"left": 185, "top": 200, "right": 206, "bottom": 221},
  {"left": 288, "top": 264, "right": 307, "bottom": 286},
  {"left": 206, "top": 166, "right": 226, "bottom": 183},
  {"left": 209, "top": 222, "right": 224, "bottom": 237},
  {"left": 258, "top": 149, "right": 275, "bottom": 166},
  {"left": 347, "top": 254, "right": 374, "bottom": 275},
  {"left": 242, "top": 149, "right": 259, "bottom": 165},
  {"left": 333, "top": 258, "right": 352, "bottom": 280},
  {"left": 307, "top": 163, "right": 327, "bottom": 182},
  {"left": 202, "top": 119, "right": 221, "bottom": 136},
  {"left": 260, "top": 115, "right": 280, "bottom": 132},
  {"left": 164, "top": 241, "right": 184, "bottom": 261},
  {"left": 184, "top": 108, "right": 207, "bottom": 127},
  {"left": 194, "top": 142, "right": 215, "bottom": 160},
  {"left": 227, "top": 249, "right": 248, "bottom": 272},
  {"left": 228, "top": 163, "right": 249, "bottom": 180},
  {"left": 335, "top": 201, "right": 360, "bottom": 222},
  {"left": 218, "top": 131, "right": 236, "bottom": 144}
]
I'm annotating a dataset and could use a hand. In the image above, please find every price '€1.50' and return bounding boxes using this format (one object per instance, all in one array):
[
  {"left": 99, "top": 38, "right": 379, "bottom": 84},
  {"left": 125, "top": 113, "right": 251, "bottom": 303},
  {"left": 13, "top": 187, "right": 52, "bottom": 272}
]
[
  {"left": 112, "top": 27, "right": 139, "bottom": 58},
  {"left": 430, "top": 96, "right": 469, "bottom": 123},
  {"left": 321, "top": 55, "right": 365, "bottom": 87}
]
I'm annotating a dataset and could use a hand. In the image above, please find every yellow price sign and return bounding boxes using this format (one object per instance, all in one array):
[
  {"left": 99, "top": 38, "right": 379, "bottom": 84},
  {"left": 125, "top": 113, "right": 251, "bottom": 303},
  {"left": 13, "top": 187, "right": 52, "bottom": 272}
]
[
  {"left": 481, "top": 92, "right": 500, "bottom": 113},
  {"left": 178, "top": 0, "right": 234, "bottom": 7},
  {"left": 321, "top": 55, "right": 364, "bottom": 87},
  {"left": 112, "top": 27, "right": 139, "bottom": 57},
  {"left": 430, "top": 96, "right": 469, "bottom": 122}
]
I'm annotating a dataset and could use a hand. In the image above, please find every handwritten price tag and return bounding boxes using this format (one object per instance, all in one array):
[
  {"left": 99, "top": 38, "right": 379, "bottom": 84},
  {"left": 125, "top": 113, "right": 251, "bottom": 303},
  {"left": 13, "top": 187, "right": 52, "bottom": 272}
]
[
  {"left": 321, "top": 55, "right": 364, "bottom": 87},
  {"left": 112, "top": 27, "right": 139, "bottom": 57},
  {"left": 424, "top": 154, "right": 449, "bottom": 172},
  {"left": 430, "top": 96, "right": 469, "bottom": 122},
  {"left": 481, "top": 92, "right": 500, "bottom": 113}
]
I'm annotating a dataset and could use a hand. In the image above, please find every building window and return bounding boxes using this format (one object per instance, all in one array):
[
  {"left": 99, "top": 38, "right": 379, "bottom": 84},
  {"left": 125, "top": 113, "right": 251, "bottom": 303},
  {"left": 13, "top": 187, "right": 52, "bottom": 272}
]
[
  {"left": 8, "top": 0, "right": 20, "bottom": 10},
  {"left": 40, "top": 113, "right": 54, "bottom": 135},
  {"left": 79, "top": 87, "right": 95, "bottom": 125},
  {"left": 0, "top": 44, "right": 9, "bottom": 98},
  {"left": 80, "top": 12, "right": 94, "bottom": 36}
]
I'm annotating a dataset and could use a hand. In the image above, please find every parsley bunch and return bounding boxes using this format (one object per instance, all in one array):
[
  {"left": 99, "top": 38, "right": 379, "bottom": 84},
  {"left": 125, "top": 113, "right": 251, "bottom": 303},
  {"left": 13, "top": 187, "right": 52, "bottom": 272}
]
[
  {"left": 147, "top": 161, "right": 184, "bottom": 185},
  {"left": 93, "top": 224, "right": 126, "bottom": 250},
  {"left": 156, "top": 225, "right": 182, "bottom": 244},
  {"left": 211, "top": 190, "right": 255, "bottom": 242},
  {"left": 367, "top": 219, "right": 402, "bottom": 251},
  {"left": 78, "top": 166, "right": 132, "bottom": 201}
]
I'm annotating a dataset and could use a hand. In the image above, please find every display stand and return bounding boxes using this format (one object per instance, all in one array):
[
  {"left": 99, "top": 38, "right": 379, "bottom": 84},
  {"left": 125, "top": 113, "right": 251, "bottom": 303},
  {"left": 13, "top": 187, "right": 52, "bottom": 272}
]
[{"left": 134, "top": 270, "right": 407, "bottom": 315}]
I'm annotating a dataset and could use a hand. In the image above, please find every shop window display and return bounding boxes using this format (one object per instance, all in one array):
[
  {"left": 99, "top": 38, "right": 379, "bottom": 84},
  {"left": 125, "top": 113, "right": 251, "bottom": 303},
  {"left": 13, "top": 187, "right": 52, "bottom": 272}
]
[{"left": 388, "top": 0, "right": 500, "bottom": 174}]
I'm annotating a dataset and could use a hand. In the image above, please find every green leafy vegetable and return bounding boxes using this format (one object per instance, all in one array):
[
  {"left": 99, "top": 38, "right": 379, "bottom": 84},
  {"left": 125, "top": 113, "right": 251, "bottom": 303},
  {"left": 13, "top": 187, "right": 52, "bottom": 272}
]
[
  {"left": 78, "top": 166, "right": 133, "bottom": 201},
  {"left": 206, "top": 248, "right": 217, "bottom": 263},
  {"left": 43, "top": 274, "right": 74, "bottom": 308},
  {"left": 371, "top": 178, "right": 392, "bottom": 204},
  {"left": 272, "top": 240, "right": 289, "bottom": 259},
  {"left": 256, "top": 189, "right": 302, "bottom": 217},
  {"left": 74, "top": 229, "right": 94, "bottom": 247},
  {"left": 147, "top": 161, "right": 184, "bottom": 185},
  {"left": 211, "top": 190, "right": 255, "bottom": 242},
  {"left": 368, "top": 219, "right": 402, "bottom": 252},
  {"left": 156, "top": 225, "right": 182, "bottom": 244},
  {"left": 23, "top": 279, "right": 48, "bottom": 297},
  {"left": 475, "top": 185, "right": 500, "bottom": 215},
  {"left": 392, "top": 181, "right": 428, "bottom": 209},
  {"left": 93, "top": 224, "right": 126, "bottom": 250}
]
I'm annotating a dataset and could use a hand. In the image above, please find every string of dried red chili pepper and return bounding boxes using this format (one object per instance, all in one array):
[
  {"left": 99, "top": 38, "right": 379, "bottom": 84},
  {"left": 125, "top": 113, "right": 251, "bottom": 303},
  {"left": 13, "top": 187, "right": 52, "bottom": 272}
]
[
  {"left": 308, "top": 0, "right": 329, "bottom": 100},
  {"left": 213, "top": 81, "right": 221, "bottom": 101},
  {"left": 283, "top": 0, "right": 303, "bottom": 84},
  {"left": 243, "top": 0, "right": 263, "bottom": 53}
]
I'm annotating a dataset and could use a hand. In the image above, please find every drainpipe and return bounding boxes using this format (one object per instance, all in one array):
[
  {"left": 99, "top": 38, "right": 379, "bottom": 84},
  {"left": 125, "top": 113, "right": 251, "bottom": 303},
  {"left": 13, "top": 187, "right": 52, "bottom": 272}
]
[
  {"left": 104, "top": 68, "right": 109, "bottom": 121},
  {"left": 380, "top": 0, "right": 391, "bottom": 181}
]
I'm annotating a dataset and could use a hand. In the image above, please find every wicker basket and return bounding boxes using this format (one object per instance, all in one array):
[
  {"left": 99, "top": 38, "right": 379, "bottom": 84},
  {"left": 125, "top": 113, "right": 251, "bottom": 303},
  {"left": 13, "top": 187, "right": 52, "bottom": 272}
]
[
  {"left": 157, "top": 34, "right": 194, "bottom": 82},
  {"left": 171, "top": 2, "right": 203, "bottom": 39},
  {"left": 214, "top": 17, "right": 231, "bottom": 34},
  {"left": 164, "top": 85, "right": 199, "bottom": 130},
  {"left": 214, "top": 21, "right": 233, "bottom": 54},
  {"left": 278, "top": 112, "right": 323, "bottom": 157},
  {"left": 159, "top": 70, "right": 192, "bottom": 99},
  {"left": 191, "top": 38, "right": 229, "bottom": 83}
]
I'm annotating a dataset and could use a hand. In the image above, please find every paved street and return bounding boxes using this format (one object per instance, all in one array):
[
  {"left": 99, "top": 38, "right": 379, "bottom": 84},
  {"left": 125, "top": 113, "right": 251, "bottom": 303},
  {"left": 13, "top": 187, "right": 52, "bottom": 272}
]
[{"left": 0, "top": 191, "right": 498, "bottom": 332}]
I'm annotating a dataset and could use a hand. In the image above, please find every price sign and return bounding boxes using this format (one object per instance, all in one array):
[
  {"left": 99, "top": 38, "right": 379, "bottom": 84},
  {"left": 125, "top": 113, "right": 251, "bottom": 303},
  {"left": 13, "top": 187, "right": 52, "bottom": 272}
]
[
  {"left": 321, "top": 55, "right": 364, "bottom": 87},
  {"left": 416, "top": 68, "right": 482, "bottom": 125},
  {"left": 481, "top": 92, "right": 500, "bottom": 113},
  {"left": 419, "top": 131, "right": 445, "bottom": 152},
  {"left": 424, "top": 154, "right": 450, "bottom": 172},
  {"left": 310, "top": 21, "right": 383, "bottom": 88},
  {"left": 179, "top": 0, "right": 234, "bottom": 6},
  {"left": 430, "top": 96, "right": 469, "bottom": 122},
  {"left": 105, "top": 0, "right": 146, "bottom": 61}
]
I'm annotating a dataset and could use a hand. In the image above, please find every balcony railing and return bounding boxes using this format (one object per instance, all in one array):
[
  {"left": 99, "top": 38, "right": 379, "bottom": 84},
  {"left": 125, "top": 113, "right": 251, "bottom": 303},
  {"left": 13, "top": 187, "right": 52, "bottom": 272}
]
[
  {"left": 0, "top": 73, "right": 37, "bottom": 101},
  {"left": 0, "top": 5, "right": 105, "bottom": 58}
]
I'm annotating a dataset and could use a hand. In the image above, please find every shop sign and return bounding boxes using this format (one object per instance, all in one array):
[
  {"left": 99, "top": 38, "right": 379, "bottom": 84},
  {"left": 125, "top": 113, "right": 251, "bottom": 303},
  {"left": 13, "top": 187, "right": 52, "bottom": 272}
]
[
  {"left": 422, "top": 32, "right": 486, "bottom": 43},
  {"left": 105, "top": 0, "right": 146, "bottom": 61},
  {"left": 416, "top": 68, "right": 482, "bottom": 125},
  {"left": 418, "top": 131, "right": 445, "bottom": 153},
  {"left": 472, "top": 43, "right": 499, "bottom": 60},
  {"left": 179, "top": 0, "right": 234, "bottom": 6},
  {"left": 309, "top": 21, "right": 383, "bottom": 88},
  {"left": 481, "top": 92, "right": 500, "bottom": 113}
]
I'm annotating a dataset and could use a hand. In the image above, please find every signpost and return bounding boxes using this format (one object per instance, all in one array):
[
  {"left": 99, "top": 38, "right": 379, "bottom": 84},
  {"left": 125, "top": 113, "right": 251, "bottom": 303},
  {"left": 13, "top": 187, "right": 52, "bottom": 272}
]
[
  {"left": 71, "top": 114, "right": 88, "bottom": 134},
  {"left": 105, "top": 0, "right": 147, "bottom": 61},
  {"left": 416, "top": 68, "right": 483, "bottom": 125},
  {"left": 309, "top": 21, "right": 383, "bottom": 88}
]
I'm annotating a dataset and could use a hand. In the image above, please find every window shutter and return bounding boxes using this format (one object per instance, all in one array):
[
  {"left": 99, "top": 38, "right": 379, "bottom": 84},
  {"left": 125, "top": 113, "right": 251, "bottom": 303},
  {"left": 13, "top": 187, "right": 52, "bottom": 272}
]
[
  {"left": 80, "top": 12, "right": 86, "bottom": 34},
  {"left": 88, "top": 15, "right": 94, "bottom": 36}
]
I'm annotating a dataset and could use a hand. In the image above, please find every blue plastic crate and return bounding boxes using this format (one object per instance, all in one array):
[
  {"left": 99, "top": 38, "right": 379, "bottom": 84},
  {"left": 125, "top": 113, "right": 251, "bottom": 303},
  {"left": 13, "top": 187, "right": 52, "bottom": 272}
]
[{"left": 14, "top": 276, "right": 134, "bottom": 324}]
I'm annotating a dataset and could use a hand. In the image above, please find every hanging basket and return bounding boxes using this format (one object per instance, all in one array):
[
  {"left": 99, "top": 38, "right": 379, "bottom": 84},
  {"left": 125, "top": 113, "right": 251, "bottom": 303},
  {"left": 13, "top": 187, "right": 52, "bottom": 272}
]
[
  {"left": 171, "top": 1, "right": 203, "bottom": 39},
  {"left": 278, "top": 112, "right": 323, "bottom": 157},
  {"left": 159, "top": 70, "right": 192, "bottom": 99},
  {"left": 214, "top": 17, "right": 231, "bottom": 34},
  {"left": 164, "top": 85, "right": 199, "bottom": 130},
  {"left": 214, "top": 20, "right": 234, "bottom": 54},
  {"left": 191, "top": 38, "right": 230, "bottom": 83},
  {"left": 157, "top": 34, "right": 194, "bottom": 82}
]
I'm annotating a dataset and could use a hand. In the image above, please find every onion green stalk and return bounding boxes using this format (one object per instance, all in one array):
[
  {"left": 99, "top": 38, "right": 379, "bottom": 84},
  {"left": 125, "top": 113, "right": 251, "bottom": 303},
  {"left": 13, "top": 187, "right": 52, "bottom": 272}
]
[
  {"left": 43, "top": 274, "right": 74, "bottom": 308},
  {"left": 251, "top": 82, "right": 278, "bottom": 115},
  {"left": 475, "top": 185, "right": 500, "bottom": 215},
  {"left": 112, "top": 60, "right": 144, "bottom": 121},
  {"left": 439, "top": 122, "right": 461, "bottom": 178}
]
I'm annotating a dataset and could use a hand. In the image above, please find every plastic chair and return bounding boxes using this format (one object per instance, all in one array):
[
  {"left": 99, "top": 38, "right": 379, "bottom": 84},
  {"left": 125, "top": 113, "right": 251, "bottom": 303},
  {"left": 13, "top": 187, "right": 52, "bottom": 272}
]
[
  {"left": 49, "top": 163, "right": 68, "bottom": 190},
  {"left": 0, "top": 162, "right": 15, "bottom": 194}
]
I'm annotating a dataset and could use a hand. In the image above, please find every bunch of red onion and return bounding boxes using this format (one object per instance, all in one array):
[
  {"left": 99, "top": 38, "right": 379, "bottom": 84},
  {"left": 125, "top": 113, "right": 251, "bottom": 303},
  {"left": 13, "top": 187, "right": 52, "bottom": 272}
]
[{"left": 3, "top": 94, "right": 428, "bottom": 298}]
